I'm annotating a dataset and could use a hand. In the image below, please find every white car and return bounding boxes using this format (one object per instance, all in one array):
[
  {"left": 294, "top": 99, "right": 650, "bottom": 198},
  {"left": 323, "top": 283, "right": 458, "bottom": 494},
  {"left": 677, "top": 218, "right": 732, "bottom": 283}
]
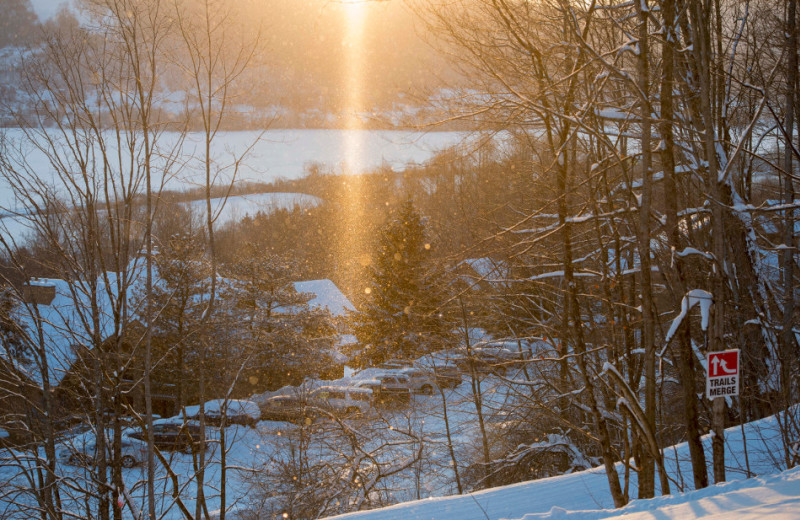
[
  {"left": 310, "top": 386, "right": 373, "bottom": 415},
  {"left": 58, "top": 431, "right": 147, "bottom": 469},
  {"left": 399, "top": 367, "right": 438, "bottom": 395}
]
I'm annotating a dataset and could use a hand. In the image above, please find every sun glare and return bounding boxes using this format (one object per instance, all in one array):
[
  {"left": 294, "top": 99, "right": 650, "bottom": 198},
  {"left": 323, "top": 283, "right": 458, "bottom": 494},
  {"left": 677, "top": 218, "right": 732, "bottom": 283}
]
[{"left": 338, "top": 0, "right": 369, "bottom": 293}]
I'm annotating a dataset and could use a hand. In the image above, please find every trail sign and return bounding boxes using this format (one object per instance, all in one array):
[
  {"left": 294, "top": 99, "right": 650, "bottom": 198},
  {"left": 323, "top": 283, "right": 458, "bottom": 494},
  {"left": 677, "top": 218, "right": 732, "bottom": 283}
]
[{"left": 706, "top": 349, "right": 740, "bottom": 399}]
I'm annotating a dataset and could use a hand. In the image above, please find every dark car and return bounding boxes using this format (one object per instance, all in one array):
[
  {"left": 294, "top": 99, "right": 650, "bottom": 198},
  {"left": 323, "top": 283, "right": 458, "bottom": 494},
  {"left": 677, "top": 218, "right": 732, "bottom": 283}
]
[
  {"left": 431, "top": 365, "right": 462, "bottom": 389},
  {"left": 456, "top": 347, "right": 524, "bottom": 376},
  {"left": 375, "top": 374, "right": 412, "bottom": 405},
  {"left": 260, "top": 395, "right": 315, "bottom": 424},
  {"left": 351, "top": 369, "right": 412, "bottom": 406},
  {"left": 201, "top": 399, "right": 261, "bottom": 427},
  {"left": 128, "top": 421, "right": 209, "bottom": 453}
]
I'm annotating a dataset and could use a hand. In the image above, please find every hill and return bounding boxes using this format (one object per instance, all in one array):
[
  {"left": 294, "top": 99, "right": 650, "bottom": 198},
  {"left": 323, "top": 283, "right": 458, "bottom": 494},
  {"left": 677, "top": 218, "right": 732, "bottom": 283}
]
[{"left": 321, "top": 410, "right": 798, "bottom": 520}]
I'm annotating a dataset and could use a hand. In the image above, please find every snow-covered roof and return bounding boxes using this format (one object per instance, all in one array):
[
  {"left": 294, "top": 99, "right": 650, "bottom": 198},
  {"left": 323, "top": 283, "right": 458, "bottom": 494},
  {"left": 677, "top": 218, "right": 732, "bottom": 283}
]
[
  {"left": 293, "top": 279, "right": 355, "bottom": 316},
  {"left": 8, "top": 271, "right": 352, "bottom": 388},
  {"left": 11, "top": 274, "right": 127, "bottom": 388}
]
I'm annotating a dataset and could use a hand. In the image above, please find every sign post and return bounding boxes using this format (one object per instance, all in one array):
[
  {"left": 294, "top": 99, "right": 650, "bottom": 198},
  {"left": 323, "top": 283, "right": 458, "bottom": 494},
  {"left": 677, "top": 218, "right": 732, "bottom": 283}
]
[{"left": 706, "top": 349, "right": 740, "bottom": 399}]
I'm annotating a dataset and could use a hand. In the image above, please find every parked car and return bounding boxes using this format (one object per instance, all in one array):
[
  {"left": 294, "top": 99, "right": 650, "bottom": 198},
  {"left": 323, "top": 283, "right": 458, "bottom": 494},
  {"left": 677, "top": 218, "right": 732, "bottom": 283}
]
[
  {"left": 58, "top": 432, "right": 147, "bottom": 468},
  {"left": 310, "top": 386, "right": 373, "bottom": 415},
  {"left": 200, "top": 399, "right": 261, "bottom": 427},
  {"left": 378, "top": 359, "right": 413, "bottom": 370},
  {"left": 352, "top": 368, "right": 413, "bottom": 405},
  {"left": 399, "top": 367, "right": 438, "bottom": 394},
  {"left": 455, "top": 347, "right": 525, "bottom": 375},
  {"left": 430, "top": 365, "right": 462, "bottom": 389},
  {"left": 351, "top": 378, "right": 383, "bottom": 396},
  {"left": 127, "top": 420, "right": 209, "bottom": 454},
  {"left": 368, "top": 374, "right": 412, "bottom": 406},
  {"left": 259, "top": 395, "right": 315, "bottom": 424}
]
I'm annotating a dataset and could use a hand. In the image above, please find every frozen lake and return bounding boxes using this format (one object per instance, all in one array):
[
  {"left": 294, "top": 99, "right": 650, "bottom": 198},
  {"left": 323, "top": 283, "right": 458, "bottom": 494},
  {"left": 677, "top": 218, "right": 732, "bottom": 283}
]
[{"left": 0, "top": 128, "right": 470, "bottom": 239}]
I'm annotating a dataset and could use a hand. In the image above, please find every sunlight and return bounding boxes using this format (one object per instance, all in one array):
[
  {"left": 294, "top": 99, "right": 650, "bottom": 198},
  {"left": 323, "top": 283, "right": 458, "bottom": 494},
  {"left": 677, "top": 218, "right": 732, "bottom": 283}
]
[
  {"left": 343, "top": 2, "right": 367, "bottom": 143},
  {"left": 339, "top": 0, "right": 371, "bottom": 294}
]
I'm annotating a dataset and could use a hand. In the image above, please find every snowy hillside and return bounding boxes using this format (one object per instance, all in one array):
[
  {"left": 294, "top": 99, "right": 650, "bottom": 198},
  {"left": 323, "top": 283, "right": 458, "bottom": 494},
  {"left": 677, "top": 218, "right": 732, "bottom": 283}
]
[
  {"left": 324, "top": 467, "right": 800, "bottom": 520},
  {"left": 320, "top": 410, "right": 797, "bottom": 520}
]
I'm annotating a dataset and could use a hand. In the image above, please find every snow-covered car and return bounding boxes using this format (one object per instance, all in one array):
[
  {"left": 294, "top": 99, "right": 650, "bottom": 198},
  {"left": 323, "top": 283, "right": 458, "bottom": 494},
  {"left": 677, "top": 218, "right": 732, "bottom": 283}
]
[
  {"left": 127, "top": 420, "right": 209, "bottom": 453},
  {"left": 351, "top": 378, "right": 382, "bottom": 395},
  {"left": 200, "top": 399, "right": 261, "bottom": 427},
  {"left": 399, "top": 367, "right": 438, "bottom": 394},
  {"left": 58, "top": 432, "right": 147, "bottom": 468},
  {"left": 259, "top": 395, "right": 316, "bottom": 424},
  {"left": 377, "top": 359, "right": 413, "bottom": 370},
  {"left": 310, "top": 386, "right": 373, "bottom": 415},
  {"left": 455, "top": 346, "right": 527, "bottom": 375},
  {"left": 352, "top": 369, "right": 412, "bottom": 405},
  {"left": 430, "top": 365, "right": 461, "bottom": 388}
]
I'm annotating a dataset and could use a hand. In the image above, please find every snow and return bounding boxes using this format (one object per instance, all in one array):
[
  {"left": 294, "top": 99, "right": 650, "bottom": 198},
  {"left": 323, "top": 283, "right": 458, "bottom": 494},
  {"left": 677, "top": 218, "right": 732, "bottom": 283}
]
[
  {"left": 9, "top": 267, "right": 353, "bottom": 388},
  {"left": 181, "top": 192, "right": 323, "bottom": 228},
  {"left": 0, "top": 129, "right": 467, "bottom": 243},
  {"left": 29, "top": 0, "right": 73, "bottom": 21},
  {"left": 0, "top": 128, "right": 465, "bottom": 204},
  {"left": 595, "top": 108, "right": 633, "bottom": 121},
  {"left": 11, "top": 275, "right": 125, "bottom": 387},
  {"left": 0, "top": 366, "right": 798, "bottom": 520},
  {"left": 513, "top": 468, "right": 800, "bottom": 519},
  {"left": 663, "top": 289, "right": 714, "bottom": 347},
  {"left": 675, "top": 247, "right": 714, "bottom": 261},
  {"left": 321, "top": 410, "right": 798, "bottom": 520},
  {"left": 293, "top": 279, "right": 355, "bottom": 316}
]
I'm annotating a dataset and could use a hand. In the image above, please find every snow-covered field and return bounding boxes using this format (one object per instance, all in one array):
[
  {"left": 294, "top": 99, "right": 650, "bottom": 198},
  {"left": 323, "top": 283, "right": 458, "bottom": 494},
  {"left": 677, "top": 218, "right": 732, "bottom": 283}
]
[
  {"left": 0, "top": 128, "right": 467, "bottom": 203},
  {"left": 323, "top": 466, "right": 800, "bottom": 520},
  {"left": 181, "top": 192, "right": 324, "bottom": 228}
]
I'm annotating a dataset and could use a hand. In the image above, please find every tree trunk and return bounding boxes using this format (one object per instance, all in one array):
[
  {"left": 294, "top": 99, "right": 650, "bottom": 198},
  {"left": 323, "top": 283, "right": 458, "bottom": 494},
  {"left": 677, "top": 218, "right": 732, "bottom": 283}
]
[
  {"left": 661, "top": 0, "right": 709, "bottom": 490},
  {"left": 690, "top": 0, "right": 727, "bottom": 484},
  {"left": 635, "top": 0, "right": 656, "bottom": 498}
]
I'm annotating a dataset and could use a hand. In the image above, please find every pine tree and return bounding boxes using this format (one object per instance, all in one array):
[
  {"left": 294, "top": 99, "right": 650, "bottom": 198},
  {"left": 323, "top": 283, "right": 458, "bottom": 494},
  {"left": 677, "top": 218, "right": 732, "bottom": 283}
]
[
  {"left": 222, "top": 253, "right": 336, "bottom": 392},
  {"left": 150, "top": 233, "right": 209, "bottom": 411},
  {"left": 350, "top": 200, "right": 453, "bottom": 367}
]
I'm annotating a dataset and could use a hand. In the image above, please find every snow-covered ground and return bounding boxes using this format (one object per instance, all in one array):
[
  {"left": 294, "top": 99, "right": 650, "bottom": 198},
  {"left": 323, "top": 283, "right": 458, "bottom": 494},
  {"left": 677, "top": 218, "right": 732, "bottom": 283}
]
[
  {"left": 321, "top": 407, "right": 797, "bottom": 520},
  {"left": 180, "top": 192, "right": 324, "bottom": 229},
  {"left": 323, "top": 466, "right": 800, "bottom": 520},
  {"left": 0, "top": 371, "right": 797, "bottom": 520}
]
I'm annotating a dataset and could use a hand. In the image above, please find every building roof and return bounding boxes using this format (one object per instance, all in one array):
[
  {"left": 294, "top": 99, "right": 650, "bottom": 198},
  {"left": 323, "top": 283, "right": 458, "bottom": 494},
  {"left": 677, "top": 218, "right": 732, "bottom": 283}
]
[{"left": 293, "top": 279, "right": 355, "bottom": 317}]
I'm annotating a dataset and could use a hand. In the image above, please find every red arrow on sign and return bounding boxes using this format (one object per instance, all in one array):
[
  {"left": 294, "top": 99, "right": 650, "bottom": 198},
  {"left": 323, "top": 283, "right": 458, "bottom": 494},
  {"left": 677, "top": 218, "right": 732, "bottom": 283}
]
[{"left": 708, "top": 350, "right": 739, "bottom": 378}]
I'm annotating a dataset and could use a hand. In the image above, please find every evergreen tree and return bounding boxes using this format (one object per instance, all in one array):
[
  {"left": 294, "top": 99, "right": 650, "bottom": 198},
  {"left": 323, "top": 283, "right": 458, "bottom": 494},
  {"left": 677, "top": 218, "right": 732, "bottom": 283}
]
[
  {"left": 350, "top": 200, "right": 453, "bottom": 367},
  {"left": 150, "top": 233, "right": 209, "bottom": 410},
  {"left": 0, "top": 287, "right": 27, "bottom": 363},
  {"left": 222, "top": 253, "right": 336, "bottom": 392}
]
